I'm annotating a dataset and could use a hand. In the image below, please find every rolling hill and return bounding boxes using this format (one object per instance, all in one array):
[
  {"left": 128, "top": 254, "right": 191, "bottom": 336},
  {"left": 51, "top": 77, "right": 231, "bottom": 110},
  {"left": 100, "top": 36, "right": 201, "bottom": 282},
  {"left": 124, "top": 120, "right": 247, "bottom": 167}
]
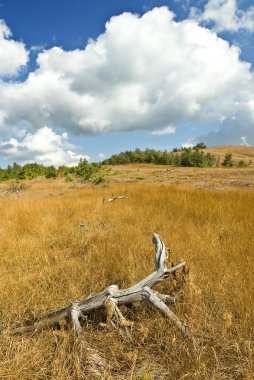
[{"left": 204, "top": 145, "right": 254, "bottom": 164}]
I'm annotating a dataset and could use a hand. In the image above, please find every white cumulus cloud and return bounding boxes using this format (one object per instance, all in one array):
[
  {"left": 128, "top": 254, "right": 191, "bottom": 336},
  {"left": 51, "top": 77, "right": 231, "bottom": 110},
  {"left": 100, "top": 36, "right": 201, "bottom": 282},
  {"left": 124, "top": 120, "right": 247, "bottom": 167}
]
[
  {"left": 191, "top": 0, "right": 254, "bottom": 33},
  {"left": 0, "top": 126, "right": 88, "bottom": 166},
  {"left": 151, "top": 125, "right": 176, "bottom": 135},
  {"left": 0, "top": 20, "right": 29, "bottom": 77},
  {"left": 0, "top": 7, "right": 253, "bottom": 147}
]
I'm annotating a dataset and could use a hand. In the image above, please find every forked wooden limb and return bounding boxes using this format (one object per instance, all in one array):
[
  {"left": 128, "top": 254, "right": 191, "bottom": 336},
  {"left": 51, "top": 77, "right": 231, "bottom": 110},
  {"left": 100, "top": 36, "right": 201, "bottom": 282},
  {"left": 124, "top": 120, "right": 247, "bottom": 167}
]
[
  {"left": 2, "top": 233, "right": 188, "bottom": 338},
  {"left": 103, "top": 195, "right": 129, "bottom": 203}
]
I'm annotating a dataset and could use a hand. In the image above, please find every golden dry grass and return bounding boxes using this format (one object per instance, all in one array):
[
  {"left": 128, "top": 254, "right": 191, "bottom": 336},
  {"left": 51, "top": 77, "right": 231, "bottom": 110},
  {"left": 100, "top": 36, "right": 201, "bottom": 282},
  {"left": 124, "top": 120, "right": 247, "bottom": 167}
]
[
  {"left": 204, "top": 145, "right": 254, "bottom": 164},
  {"left": 0, "top": 179, "right": 253, "bottom": 379},
  {"left": 104, "top": 165, "right": 254, "bottom": 191}
]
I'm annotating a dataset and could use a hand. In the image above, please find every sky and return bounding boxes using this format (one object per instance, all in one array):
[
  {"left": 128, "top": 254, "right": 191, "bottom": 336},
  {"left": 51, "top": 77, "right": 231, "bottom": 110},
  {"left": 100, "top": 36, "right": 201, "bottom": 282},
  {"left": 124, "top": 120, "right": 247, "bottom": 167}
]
[{"left": 0, "top": 0, "right": 254, "bottom": 167}]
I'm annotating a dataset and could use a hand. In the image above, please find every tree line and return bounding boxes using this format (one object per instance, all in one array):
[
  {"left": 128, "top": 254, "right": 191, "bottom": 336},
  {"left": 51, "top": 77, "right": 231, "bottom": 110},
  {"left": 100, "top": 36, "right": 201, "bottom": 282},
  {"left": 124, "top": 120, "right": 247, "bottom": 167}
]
[
  {"left": 0, "top": 159, "right": 103, "bottom": 182},
  {"left": 102, "top": 145, "right": 249, "bottom": 168}
]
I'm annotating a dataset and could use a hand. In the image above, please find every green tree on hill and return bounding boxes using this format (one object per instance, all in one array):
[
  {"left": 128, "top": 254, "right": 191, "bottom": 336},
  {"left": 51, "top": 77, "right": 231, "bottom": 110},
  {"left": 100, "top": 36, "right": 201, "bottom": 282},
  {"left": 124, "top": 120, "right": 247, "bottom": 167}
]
[
  {"left": 193, "top": 142, "right": 207, "bottom": 150},
  {"left": 75, "top": 158, "right": 102, "bottom": 180},
  {"left": 222, "top": 153, "right": 234, "bottom": 167}
]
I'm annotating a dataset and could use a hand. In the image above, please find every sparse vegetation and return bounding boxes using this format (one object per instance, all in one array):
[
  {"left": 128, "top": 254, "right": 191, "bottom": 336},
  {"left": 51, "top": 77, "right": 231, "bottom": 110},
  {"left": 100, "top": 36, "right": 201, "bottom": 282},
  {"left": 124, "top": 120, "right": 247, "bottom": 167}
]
[
  {"left": 238, "top": 159, "right": 247, "bottom": 168},
  {"left": 0, "top": 147, "right": 253, "bottom": 379},
  {"left": 0, "top": 177, "right": 253, "bottom": 379}
]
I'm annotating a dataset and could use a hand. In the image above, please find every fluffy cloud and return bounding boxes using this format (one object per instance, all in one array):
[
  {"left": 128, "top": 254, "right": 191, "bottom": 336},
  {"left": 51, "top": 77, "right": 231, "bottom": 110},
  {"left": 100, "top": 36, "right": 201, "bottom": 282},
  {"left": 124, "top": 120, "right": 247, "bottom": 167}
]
[
  {"left": 191, "top": 0, "right": 254, "bottom": 32},
  {"left": 151, "top": 125, "right": 176, "bottom": 136},
  {"left": 0, "top": 7, "right": 254, "bottom": 147},
  {"left": 0, "top": 126, "right": 87, "bottom": 166},
  {"left": 0, "top": 20, "right": 29, "bottom": 77}
]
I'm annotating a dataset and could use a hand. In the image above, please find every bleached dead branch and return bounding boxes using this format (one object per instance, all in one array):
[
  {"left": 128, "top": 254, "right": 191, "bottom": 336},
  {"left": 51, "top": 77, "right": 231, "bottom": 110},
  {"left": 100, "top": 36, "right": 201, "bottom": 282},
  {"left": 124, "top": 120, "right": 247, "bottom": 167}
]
[
  {"left": 2, "top": 234, "right": 188, "bottom": 338},
  {"left": 103, "top": 195, "right": 129, "bottom": 203}
]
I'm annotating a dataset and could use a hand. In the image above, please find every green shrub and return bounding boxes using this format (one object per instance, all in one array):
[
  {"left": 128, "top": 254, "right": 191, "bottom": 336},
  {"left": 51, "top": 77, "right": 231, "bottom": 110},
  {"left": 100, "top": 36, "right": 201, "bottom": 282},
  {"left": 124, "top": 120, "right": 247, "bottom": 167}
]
[
  {"left": 238, "top": 160, "right": 247, "bottom": 168},
  {"left": 45, "top": 166, "right": 57, "bottom": 178},
  {"left": 93, "top": 176, "right": 105, "bottom": 185},
  {"left": 65, "top": 174, "right": 74, "bottom": 182},
  {"left": 222, "top": 153, "right": 234, "bottom": 167}
]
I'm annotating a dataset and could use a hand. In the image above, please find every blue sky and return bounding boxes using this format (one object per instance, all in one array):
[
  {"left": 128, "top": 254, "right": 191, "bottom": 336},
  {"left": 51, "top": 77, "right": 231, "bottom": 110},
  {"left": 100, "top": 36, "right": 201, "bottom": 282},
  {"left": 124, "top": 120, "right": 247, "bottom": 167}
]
[{"left": 0, "top": 0, "right": 253, "bottom": 166}]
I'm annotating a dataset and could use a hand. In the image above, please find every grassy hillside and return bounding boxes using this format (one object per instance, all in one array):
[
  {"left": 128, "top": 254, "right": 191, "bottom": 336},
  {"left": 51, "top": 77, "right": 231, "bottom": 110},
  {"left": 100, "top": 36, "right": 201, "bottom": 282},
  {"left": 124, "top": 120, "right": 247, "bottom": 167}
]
[
  {"left": 0, "top": 179, "right": 253, "bottom": 379},
  {"left": 204, "top": 145, "right": 254, "bottom": 164},
  {"left": 104, "top": 165, "right": 254, "bottom": 190}
]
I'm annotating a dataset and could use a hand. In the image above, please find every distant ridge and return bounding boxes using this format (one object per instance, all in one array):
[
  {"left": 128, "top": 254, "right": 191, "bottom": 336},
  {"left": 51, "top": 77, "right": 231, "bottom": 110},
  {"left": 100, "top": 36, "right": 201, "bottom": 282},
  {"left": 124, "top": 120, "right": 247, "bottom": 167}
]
[{"left": 204, "top": 145, "right": 254, "bottom": 164}]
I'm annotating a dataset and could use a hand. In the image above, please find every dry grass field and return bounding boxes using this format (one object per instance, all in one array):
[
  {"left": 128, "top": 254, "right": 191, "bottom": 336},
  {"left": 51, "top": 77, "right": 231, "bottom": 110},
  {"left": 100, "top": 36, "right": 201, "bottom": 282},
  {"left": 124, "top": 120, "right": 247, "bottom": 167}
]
[
  {"left": 203, "top": 145, "right": 254, "bottom": 164},
  {"left": 0, "top": 173, "right": 253, "bottom": 379},
  {"left": 104, "top": 165, "right": 254, "bottom": 191}
]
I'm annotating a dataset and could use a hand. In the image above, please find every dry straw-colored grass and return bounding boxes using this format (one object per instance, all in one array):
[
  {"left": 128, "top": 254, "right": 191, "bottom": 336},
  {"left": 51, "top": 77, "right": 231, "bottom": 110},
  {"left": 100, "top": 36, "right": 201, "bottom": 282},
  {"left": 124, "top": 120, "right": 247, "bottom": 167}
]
[
  {"left": 204, "top": 145, "right": 254, "bottom": 164},
  {"left": 0, "top": 180, "right": 253, "bottom": 379}
]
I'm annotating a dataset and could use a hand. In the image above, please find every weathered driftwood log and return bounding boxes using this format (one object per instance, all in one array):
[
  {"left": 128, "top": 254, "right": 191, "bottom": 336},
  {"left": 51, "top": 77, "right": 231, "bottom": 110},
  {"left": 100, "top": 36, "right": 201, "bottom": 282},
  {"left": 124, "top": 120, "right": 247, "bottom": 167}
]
[
  {"left": 2, "top": 234, "right": 188, "bottom": 338},
  {"left": 103, "top": 195, "right": 129, "bottom": 203}
]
